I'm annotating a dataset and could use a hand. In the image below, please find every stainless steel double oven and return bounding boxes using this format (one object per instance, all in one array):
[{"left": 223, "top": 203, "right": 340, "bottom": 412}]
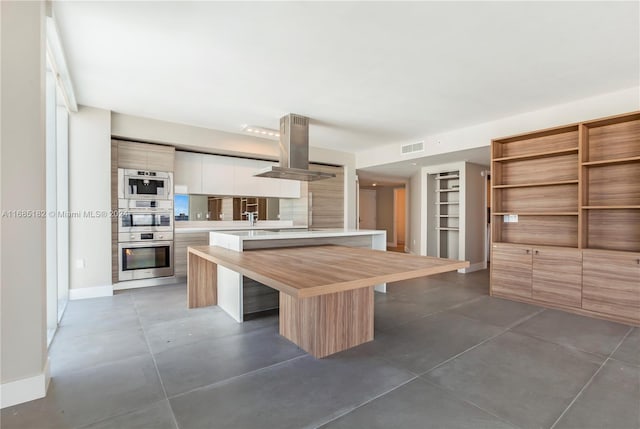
[{"left": 118, "top": 169, "right": 175, "bottom": 282}]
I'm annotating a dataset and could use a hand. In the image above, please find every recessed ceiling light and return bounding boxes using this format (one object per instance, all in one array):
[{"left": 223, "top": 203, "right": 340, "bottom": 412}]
[{"left": 242, "top": 124, "right": 280, "bottom": 139}]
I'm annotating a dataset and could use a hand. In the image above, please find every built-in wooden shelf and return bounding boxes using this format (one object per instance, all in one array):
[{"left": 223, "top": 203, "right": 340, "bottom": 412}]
[
  {"left": 436, "top": 189, "right": 459, "bottom": 193},
  {"left": 493, "top": 147, "right": 579, "bottom": 163},
  {"left": 436, "top": 202, "right": 459, "bottom": 205},
  {"left": 436, "top": 227, "right": 459, "bottom": 231},
  {"left": 581, "top": 156, "right": 640, "bottom": 167},
  {"left": 493, "top": 212, "right": 579, "bottom": 216},
  {"left": 435, "top": 175, "right": 459, "bottom": 180},
  {"left": 437, "top": 215, "right": 459, "bottom": 218},
  {"left": 493, "top": 179, "right": 579, "bottom": 189},
  {"left": 582, "top": 205, "right": 640, "bottom": 210}
]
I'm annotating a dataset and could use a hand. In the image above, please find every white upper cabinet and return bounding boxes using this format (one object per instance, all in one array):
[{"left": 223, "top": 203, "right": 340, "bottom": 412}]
[
  {"left": 202, "top": 154, "right": 236, "bottom": 195},
  {"left": 174, "top": 151, "right": 202, "bottom": 194},
  {"left": 175, "top": 151, "right": 301, "bottom": 198}
]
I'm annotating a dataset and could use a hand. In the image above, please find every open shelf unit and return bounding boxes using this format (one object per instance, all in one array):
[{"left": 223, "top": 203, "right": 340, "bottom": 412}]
[
  {"left": 433, "top": 170, "right": 460, "bottom": 258},
  {"left": 491, "top": 111, "right": 640, "bottom": 326}
]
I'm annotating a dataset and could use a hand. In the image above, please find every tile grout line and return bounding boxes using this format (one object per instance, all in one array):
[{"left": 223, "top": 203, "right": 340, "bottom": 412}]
[
  {"left": 166, "top": 353, "right": 308, "bottom": 401},
  {"left": 419, "top": 377, "right": 524, "bottom": 429},
  {"left": 308, "top": 375, "right": 420, "bottom": 429},
  {"left": 548, "top": 326, "right": 634, "bottom": 429},
  {"left": 418, "top": 307, "right": 546, "bottom": 376},
  {"left": 131, "top": 296, "right": 182, "bottom": 429}
]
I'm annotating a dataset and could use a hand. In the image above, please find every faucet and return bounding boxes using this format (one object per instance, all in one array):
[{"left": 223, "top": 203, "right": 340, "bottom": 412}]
[{"left": 243, "top": 211, "right": 257, "bottom": 227}]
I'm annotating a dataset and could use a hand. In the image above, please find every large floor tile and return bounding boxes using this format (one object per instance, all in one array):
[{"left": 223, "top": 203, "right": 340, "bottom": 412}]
[
  {"left": 448, "top": 295, "right": 543, "bottom": 328},
  {"left": 322, "top": 377, "right": 516, "bottom": 429},
  {"left": 58, "top": 295, "right": 141, "bottom": 337},
  {"left": 154, "top": 326, "right": 305, "bottom": 396},
  {"left": 169, "top": 354, "right": 415, "bottom": 429},
  {"left": 424, "top": 331, "right": 603, "bottom": 429},
  {"left": 0, "top": 355, "right": 165, "bottom": 429},
  {"left": 79, "top": 400, "right": 177, "bottom": 429},
  {"left": 554, "top": 359, "right": 640, "bottom": 429},
  {"left": 611, "top": 327, "right": 640, "bottom": 367},
  {"left": 49, "top": 327, "right": 150, "bottom": 375},
  {"left": 371, "top": 311, "right": 504, "bottom": 374},
  {"left": 512, "top": 309, "right": 631, "bottom": 357}
]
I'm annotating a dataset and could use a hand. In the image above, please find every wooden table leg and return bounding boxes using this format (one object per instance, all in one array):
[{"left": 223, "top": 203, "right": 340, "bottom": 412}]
[
  {"left": 187, "top": 250, "right": 217, "bottom": 308},
  {"left": 279, "top": 286, "right": 374, "bottom": 358}
]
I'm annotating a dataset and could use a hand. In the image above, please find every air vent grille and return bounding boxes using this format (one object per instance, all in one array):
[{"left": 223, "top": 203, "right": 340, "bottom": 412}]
[
  {"left": 291, "top": 115, "right": 308, "bottom": 126},
  {"left": 401, "top": 141, "right": 424, "bottom": 155}
]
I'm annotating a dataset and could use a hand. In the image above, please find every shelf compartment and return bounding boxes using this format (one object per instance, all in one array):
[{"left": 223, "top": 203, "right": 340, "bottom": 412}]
[
  {"left": 496, "top": 215, "right": 578, "bottom": 248},
  {"left": 494, "top": 153, "right": 578, "bottom": 186},
  {"left": 493, "top": 180, "right": 579, "bottom": 189},
  {"left": 436, "top": 227, "right": 459, "bottom": 231},
  {"left": 435, "top": 175, "right": 459, "bottom": 180},
  {"left": 436, "top": 189, "right": 460, "bottom": 193},
  {"left": 436, "top": 202, "right": 459, "bottom": 205},
  {"left": 585, "top": 162, "right": 640, "bottom": 206},
  {"left": 583, "top": 206, "right": 640, "bottom": 210},
  {"left": 493, "top": 212, "right": 579, "bottom": 216},
  {"left": 585, "top": 117, "right": 640, "bottom": 162},
  {"left": 493, "top": 126, "right": 578, "bottom": 159},
  {"left": 582, "top": 156, "right": 640, "bottom": 166},
  {"left": 586, "top": 209, "right": 640, "bottom": 253},
  {"left": 437, "top": 215, "right": 459, "bottom": 218},
  {"left": 494, "top": 183, "right": 578, "bottom": 213},
  {"left": 493, "top": 147, "right": 578, "bottom": 162}
]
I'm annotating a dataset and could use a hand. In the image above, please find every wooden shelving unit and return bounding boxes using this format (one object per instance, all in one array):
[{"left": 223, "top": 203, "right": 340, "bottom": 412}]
[{"left": 490, "top": 112, "right": 640, "bottom": 326}]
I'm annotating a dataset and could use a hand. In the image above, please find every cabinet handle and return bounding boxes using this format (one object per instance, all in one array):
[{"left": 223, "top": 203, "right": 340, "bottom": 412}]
[
  {"left": 637, "top": 259, "right": 640, "bottom": 265},
  {"left": 534, "top": 250, "right": 539, "bottom": 255},
  {"left": 525, "top": 249, "right": 530, "bottom": 254}
]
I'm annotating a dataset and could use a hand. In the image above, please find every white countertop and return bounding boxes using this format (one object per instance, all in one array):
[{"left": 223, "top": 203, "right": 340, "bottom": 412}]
[
  {"left": 210, "top": 228, "right": 386, "bottom": 241},
  {"left": 175, "top": 223, "right": 306, "bottom": 233}
]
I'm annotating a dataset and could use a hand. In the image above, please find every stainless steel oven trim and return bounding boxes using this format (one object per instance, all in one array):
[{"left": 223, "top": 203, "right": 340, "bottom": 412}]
[
  {"left": 118, "top": 169, "right": 173, "bottom": 200},
  {"left": 118, "top": 210, "right": 174, "bottom": 233},
  {"left": 118, "top": 240, "right": 174, "bottom": 281}
]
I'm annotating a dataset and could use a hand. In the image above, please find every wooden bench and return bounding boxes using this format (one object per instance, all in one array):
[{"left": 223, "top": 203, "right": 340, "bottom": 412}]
[{"left": 187, "top": 244, "right": 468, "bottom": 358}]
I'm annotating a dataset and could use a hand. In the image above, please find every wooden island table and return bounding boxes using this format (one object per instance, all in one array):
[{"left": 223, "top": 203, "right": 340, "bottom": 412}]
[{"left": 187, "top": 244, "right": 468, "bottom": 358}]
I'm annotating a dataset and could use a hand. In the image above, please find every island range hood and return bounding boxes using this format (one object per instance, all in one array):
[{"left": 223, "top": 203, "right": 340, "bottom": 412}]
[{"left": 254, "top": 114, "right": 336, "bottom": 181}]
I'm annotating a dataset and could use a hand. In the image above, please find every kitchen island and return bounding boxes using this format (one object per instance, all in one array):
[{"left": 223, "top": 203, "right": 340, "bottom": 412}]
[{"left": 187, "top": 229, "right": 468, "bottom": 358}]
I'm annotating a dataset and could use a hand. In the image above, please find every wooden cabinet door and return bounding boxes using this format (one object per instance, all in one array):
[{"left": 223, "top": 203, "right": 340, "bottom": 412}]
[
  {"left": 583, "top": 250, "right": 640, "bottom": 324},
  {"left": 174, "top": 232, "right": 209, "bottom": 277},
  {"left": 146, "top": 144, "right": 175, "bottom": 172},
  {"left": 117, "top": 140, "right": 148, "bottom": 169},
  {"left": 308, "top": 164, "right": 344, "bottom": 228},
  {"left": 532, "top": 247, "right": 582, "bottom": 308},
  {"left": 491, "top": 244, "right": 532, "bottom": 299}
]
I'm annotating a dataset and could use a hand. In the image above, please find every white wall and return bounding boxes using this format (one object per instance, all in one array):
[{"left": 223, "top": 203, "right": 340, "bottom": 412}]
[
  {"left": 0, "top": 0, "right": 49, "bottom": 407},
  {"left": 357, "top": 87, "right": 640, "bottom": 170},
  {"left": 68, "top": 106, "right": 112, "bottom": 291}
]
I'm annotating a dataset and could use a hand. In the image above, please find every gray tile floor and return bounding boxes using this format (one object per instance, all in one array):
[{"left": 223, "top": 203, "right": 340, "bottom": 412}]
[{"left": 2, "top": 270, "right": 639, "bottom": 429}]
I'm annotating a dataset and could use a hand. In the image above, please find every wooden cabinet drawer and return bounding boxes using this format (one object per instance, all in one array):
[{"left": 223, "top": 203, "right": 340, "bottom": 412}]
[
  {"left": 491, "top": 244, "right": 532, "bottom": 299},
  {"left": 582, "top": 250, "right": 640, "bottom": 324},
  {"left": 532, "top": 247, "right": 582, "bottom": 308},
  {"left": 174, "top": 232, "right": 209, "bottom": 277}
]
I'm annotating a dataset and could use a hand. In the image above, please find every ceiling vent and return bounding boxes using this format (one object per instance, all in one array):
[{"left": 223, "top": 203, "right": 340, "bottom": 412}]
[{"left": 401, "top": 141, "right": 424, "bottom": 155}]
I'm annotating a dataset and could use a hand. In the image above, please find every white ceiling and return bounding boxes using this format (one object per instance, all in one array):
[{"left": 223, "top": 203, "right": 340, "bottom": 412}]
[{"left": 54, "top": 1, "right": 638, "bottom": 154}]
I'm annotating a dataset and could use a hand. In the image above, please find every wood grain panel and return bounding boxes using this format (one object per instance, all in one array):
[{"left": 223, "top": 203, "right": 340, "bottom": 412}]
[
  {"left": 188, "top": 245, "right": 468, "bottom": 299},
  {"left": 309, "top": 164, "right": 344, "bottom": 228},
  {"left": 500, "top": 154, "right": 578, "bottom": 186},
  {"left": 586, "top": 209, "right": 640, "bottom": 252},
  {"left": 279, "top": 287, "right": 374, "bottom": 358},
  {"left": 146, "top": 144, "right": 175, "bottom": 172},
  {"left": 498, "top": 184, "right": 578, "bottom": 213},
  {"left": 532, "top": 247, "right": 582, "bottom": 307},
  {"left": 500, "top": 215, "right": 578, "bottom": 248},
  {"left": 243, "top": 277, "right": 279, "bottom": 315},
  {"left": 587, "top": 163, "right": 640, "bottom": 206},
  {"left": 498, "top": 130, "right": 578, "bottom": 158},
  {"left": 116, "top": 140, "right": 149, "bottom": 169},
  {"left": 587, "top": 119, "right": 640, "bottom": 162},
  {"left": 491, "top": 244, "right": 532, "bottom": 299},
  {"left": 174, "top": 232, "right": 209, "bottom": 277},
  {"left": 187, "top": 251, "right": 217, "bottom": 308},
  {"left": 583, "top": 249, "right": 640, "bottom": 324}
]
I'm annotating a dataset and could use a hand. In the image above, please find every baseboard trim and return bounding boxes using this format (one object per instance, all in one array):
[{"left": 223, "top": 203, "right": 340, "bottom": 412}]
[
  {"left": 113, "top": 276, "right": 179, "bottom": 291},
  {"left": 69, "top": 285, "right": 113, "bottom": 300},
  {"left": 458, "top": 262, "right": 486, "bottom": 274},
  {"left": 1, "top": 359, "right": 50, "bottom": 409}
]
